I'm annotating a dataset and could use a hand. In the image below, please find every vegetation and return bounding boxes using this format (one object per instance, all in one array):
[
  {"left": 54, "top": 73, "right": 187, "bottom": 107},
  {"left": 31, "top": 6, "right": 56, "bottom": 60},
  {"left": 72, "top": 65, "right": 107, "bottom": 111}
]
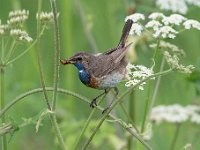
[{"left": 0, "top": 0, "right": 200, "bottom": 150}]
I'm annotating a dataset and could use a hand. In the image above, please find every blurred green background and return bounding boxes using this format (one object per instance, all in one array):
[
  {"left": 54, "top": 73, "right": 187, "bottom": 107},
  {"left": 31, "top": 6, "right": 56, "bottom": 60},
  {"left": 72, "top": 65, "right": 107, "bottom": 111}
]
[{"left": 0, "top": 0, "right": 200, "bottom": 149}]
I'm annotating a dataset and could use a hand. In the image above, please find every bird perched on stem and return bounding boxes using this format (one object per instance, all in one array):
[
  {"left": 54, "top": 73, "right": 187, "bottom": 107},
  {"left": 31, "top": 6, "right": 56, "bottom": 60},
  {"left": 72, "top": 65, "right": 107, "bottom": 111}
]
[{"left": 61, "top": 19, "right": 133, "bottom": 113}]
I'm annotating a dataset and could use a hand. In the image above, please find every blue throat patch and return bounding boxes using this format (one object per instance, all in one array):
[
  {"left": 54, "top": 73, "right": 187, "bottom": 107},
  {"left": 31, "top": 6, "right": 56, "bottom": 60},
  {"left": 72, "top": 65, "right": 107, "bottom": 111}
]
[{"left": 74, "top": 63, "right": 90, "bottom": 84}]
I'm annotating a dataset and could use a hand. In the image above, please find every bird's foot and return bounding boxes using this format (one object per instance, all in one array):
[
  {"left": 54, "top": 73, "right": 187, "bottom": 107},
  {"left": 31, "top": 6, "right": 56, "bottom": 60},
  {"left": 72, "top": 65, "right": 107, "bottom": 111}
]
[
  {"left": 102, "top": 106, "right": 110, "bottom": 114},
  {"left": 90, "top": 99, "right": 97, "bottom": 108}
]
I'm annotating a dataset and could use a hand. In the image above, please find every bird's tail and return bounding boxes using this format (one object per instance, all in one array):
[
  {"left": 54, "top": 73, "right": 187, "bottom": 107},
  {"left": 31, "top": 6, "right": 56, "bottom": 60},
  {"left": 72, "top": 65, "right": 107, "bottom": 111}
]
[{"left": 117, "top": 19, "right": 133, "bottom": 48}]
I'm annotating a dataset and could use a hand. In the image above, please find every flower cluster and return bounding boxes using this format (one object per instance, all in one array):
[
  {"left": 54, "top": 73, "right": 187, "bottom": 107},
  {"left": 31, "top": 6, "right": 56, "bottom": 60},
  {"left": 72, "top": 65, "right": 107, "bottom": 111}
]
[
  {"left": 149, "top": 41, "right": 193, "bottom": 73},
  {"left": 150, "top": 104, "right": 200, "bottom": 124},
  {"left": 150, "top": 41, "right": 185, "bottom": 56},
  {"left": 164, "top": 51, "right": 194, "bottom": 74},
  {"left": 155, "top": 0, "right": 200, "bottom": 14},
  {"left": 125, "top": 64, "right": 154, "bottom": 90},
  {"left": 7, "top": 9, "right": 29, "bottom": 27},
  {"left": 0, "top": 10, "right": 32, "bottom": 42},
  {"left": 125, "top": 13, "right": 145, "bottom": 36},
  {"left": 36, "top": 12, "right": 59, "bottom": 24},
  {"left": 126, "top": 13, "right": 200, "bottom": 39},
  {"left": 10, "top": 29, "right": 32, "bottom": 42}
]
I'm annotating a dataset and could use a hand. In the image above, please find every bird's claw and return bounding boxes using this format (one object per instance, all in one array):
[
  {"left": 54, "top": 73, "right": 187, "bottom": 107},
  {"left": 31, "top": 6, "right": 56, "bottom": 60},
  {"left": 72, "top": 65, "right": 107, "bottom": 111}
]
[{"left": 90, "top": 99, "right": 97, "bottom": 108}]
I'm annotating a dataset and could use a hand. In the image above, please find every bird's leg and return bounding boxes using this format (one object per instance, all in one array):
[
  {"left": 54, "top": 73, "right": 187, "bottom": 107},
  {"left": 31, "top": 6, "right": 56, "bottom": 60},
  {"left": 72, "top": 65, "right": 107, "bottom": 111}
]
[
  {"left": 102, "top": 87, "right": 119, "bottom": 114},
  {"left": 90, "top": 89, "right": 109, "bottom": 108}
]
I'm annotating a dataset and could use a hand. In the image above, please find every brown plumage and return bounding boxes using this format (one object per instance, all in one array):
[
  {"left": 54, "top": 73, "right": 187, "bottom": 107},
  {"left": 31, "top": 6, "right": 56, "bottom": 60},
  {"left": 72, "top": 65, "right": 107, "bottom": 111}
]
[{"left": 61, "top": 19, "right": 133, "bottom": 111}]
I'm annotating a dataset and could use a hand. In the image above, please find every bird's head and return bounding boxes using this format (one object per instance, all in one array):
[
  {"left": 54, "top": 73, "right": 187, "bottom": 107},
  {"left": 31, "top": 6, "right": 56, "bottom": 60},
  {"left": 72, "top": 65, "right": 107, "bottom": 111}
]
[{"left": 61, "top": 52, "right": 92, "bottom": 70}]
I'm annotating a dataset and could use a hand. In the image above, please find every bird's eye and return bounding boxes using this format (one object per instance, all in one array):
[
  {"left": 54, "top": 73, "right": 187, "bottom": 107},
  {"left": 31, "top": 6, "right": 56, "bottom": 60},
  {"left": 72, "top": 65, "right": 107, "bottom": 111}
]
[{"left": 77, "top": 57, "right": 82, "bottom": 61}]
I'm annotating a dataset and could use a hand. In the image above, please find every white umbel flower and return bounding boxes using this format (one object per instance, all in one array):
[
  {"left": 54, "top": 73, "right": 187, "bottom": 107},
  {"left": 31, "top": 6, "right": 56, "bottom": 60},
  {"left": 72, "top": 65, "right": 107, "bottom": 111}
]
[
  {"left": 156, "top": 0, "right": 200, "bottom": 14},
  {"left": 129, "top": 23, "right": 143, "bottom": 36},
  {"left": 150, "top": 41, "right": 185, "bottom": 56},
  {"left": 148, "top": 12, "right": 165, "bottom": 20},
  {"left": 36, "top": 12, "right": 57, "bottom": 24},
  {"left": 8, "top": 9, "right": 29, "bottom": 26},
  {"left": 145, "top": 20, "right": 162, "bottom": 30},
  {"left": 153, "top": 26, "right": 178, "bottom": 39},
  {"left": 125, "top": 64, "right": 154, "bottom": 90},
  {"left": 151, "top": 104, "right": 200, "bottom": 124},
  {"left": 183, "top": 19, "right": 200, "bottom": 30},
  {"left": 125, "top": 13, "right": 145, "bottom": 22},
  {"left": 185, "top": 0, "right": 200, "bottom": 7},
  {"left": 162, "top": 14, "right": 186, "bottom": 25},
  {"left": 150, "top": 104, "right": 188, "bottom": 124},
  {"left": 164, "top": 50, "right": 195, "bottom": 74},
  {"left": 9, "top": 9, "right": 29, "bottom": 18},
  {"left": 156, "top": 0, "right": 188, "bottom": 14},
  {"left": 10, "top": 29, "right": 32, "bottom": 42}
]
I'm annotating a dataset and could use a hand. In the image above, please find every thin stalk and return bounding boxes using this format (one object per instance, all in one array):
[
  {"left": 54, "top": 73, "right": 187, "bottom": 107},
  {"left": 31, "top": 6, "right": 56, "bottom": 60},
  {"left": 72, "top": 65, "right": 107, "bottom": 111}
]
[
  {"left": 137, "top": 39, "right": 161, "bottom": 150},
  {"left": 140, "top": 39, "right": 160, "bottom": 132},
  {"left": 75, "top": 0, "right": 98, "bottom": 53},
  {"left": 0, "top": 87, "right": 148, "bottom": 149},
  {"left": 6, "top": 26, "right": 46, "bottom": 65},
  {"left": 73, "top": 94, "right": 107, "bottom": 150},
  {"left": 37, "top": 0, "right": 51, "bottom": 110},
  {"left": 1, "top": 38, "right": 5, "bottom": 64},
  {"left": 120, "top": 103, "right": 139, "bottom": 133},
  {"left": 170, "top": 124, "right": 181, "bottom": 150},
  {"left": 141, "top": 81, "right": 151, "bottom": 133},
  {"left": 50, "top": 114, "right": 66, "bottom": 150},
  {"left": 50, "top": 0, "right": 60, "bottom": 111},
  {"left": 83, "top": 69, "right": 172, "bottom": 150},
  {"left": 149, "top": 56, "right": 165, "bottom": 114},
  {"left": 1, "top": 67, "right": 7, "bottom": 150},
  {"left": 5, "top": 40, "right": 16, "bottom": 63},
  {"left": 0, "top": 88, "right": 88, "bottom": 118},
  {"left": 0, "top": 87, "right": 151, "bottom": 150},
  {"left": 137, "top": 82, "right": 152, "bottom": 150},
  {"left": 152, "top": 39, "right": 160, "bottom": 61},
  {"left": 37, "top": 0, "right": 66, "bottom": 149},
  {"left": 129, "top": 91, "right": 135, "bottom": 123},
  {"left": 0, "top": 123, "right": 14, "bottom": 136},
  {"left": 127, "top": 90, "right": 135, "bottom": 150}
]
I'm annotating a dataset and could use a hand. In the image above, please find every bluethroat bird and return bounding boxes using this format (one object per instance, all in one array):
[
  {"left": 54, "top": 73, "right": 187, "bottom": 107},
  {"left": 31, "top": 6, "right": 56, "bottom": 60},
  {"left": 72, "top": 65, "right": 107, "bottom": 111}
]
[{"left": 61, "top": 19, "right": 133, "bottom": 113}]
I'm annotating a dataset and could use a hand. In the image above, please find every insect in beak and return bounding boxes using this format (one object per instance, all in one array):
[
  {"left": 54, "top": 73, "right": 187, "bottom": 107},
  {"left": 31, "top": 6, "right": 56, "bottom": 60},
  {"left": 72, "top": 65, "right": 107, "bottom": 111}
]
[{"left": 60, "top": 59, "right": 71, "bottom": 65}]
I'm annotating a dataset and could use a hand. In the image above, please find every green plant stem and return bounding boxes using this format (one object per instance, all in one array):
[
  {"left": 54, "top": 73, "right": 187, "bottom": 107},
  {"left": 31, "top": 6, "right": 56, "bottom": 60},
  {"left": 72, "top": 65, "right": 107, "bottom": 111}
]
[
  {"left": 6, "top": 26, "right": 46, "bottom": 66},
  {"left": 5, "top": 40, "right": 16, "bottom": 63},
  {"left": 141, "top": 82, "right": 151, "bottom": 134},
  {"left": 36, "top": 0, "right": 66, "bottom": 149},
  {"left": 0, "top": 67, "right": 7, "bottom": 150},
  {"left": 149, "top": 56, "right": 165, "bottom": 114},
  {"left": 119, "top": 103, "right": 139, "bottom": 133},
  {"left": 75, "top": 0, "right": 98, "bottom": 53},
  {"left": 137, "top": 39, "right": 161, "bottom": 150},
  {"left": 127, "top": 91, "right": 135, "bottom": 150},
  {"left": 170, "top": 124, "right": 181, "bottom": 150},
  {"left": 83, "top": 69, "right": 172, "bottom": 150},
  {"left": 73, "top": 94, "right": 107, "bottom": 150},
  {"left": 1, "top": 38, "right": 5, "bottom": 63},
  {"left": 0, "top": 87, "right": 151, "bottom": 149},
  {"left": 0, "top": 123, "right": 14, "bottom": 136},
  {"left": 37, "top": 0, "right": 51, "bottom": 111},
  {"left": 50, "top": 0, "right": 60, "bottom": 111},
  {"left": 153, "top": 39, "right": 160, "bottom": 59},
  {"left": 137, "top": 82, "right": 152, "bottom": 150}
]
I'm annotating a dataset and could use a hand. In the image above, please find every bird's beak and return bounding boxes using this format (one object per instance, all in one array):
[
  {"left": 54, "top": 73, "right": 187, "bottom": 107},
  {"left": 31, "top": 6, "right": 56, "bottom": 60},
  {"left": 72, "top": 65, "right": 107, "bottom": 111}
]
[{"left": 60, "top": 59, "right": 72, "bottom": 65}]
